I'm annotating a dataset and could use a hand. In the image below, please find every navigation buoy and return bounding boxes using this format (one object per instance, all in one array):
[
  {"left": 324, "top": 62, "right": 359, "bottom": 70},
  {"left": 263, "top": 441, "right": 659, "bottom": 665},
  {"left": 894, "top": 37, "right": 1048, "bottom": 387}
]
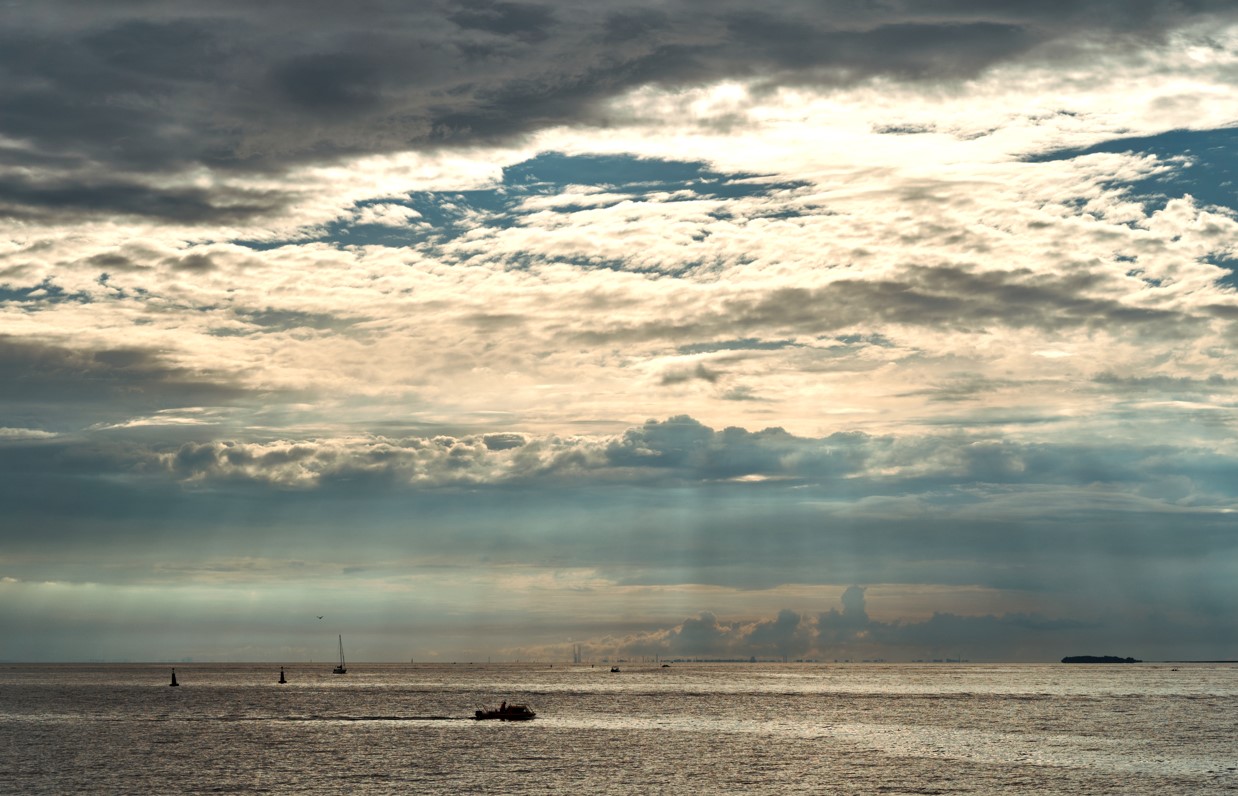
[
  {"left": 278, "top": 667, "right": 287, "bottom": 684},
  {"left": 169, "top": 669, "right": 179, "bottom": 687}
]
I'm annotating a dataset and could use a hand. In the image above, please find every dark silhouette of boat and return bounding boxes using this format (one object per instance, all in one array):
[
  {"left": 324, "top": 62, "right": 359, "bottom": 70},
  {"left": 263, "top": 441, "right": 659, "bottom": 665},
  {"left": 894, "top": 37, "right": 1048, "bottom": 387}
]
[
  {"left": 333, "top": 635, "right": 347, "bottom": 674},
  {"left": 474, "top": 701, "right": 536, "bottom": 721}
]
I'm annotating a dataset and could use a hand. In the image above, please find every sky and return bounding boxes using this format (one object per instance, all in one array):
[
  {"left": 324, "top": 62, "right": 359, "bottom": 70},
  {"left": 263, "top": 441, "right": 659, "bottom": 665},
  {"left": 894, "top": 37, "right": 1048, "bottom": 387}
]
[{"left": 2, "top": 1, "right": 1237, "bottom": 664}]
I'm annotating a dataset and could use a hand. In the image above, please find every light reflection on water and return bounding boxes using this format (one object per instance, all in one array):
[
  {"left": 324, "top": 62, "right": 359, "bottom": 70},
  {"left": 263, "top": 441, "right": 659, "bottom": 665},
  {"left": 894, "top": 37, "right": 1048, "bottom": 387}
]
[{"left": 1, "top": 662, "right": 1234, "bottom": 794}]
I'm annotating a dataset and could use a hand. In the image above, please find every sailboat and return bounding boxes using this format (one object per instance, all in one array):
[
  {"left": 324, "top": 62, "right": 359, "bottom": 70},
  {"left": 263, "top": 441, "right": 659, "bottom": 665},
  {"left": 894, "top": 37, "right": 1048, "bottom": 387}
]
[{"left": 332, "top": 635, "right": 347, "bottom": 674}]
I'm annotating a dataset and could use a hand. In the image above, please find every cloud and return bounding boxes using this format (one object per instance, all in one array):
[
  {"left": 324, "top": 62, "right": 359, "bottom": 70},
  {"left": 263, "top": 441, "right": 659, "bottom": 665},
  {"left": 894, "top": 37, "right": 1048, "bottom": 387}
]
[
  {"left": 659, "top": 362, "right": 722, "bottom": 386},
  {"left": 272, "top": 53, "right": 385, "bottom": 113},
  {"left": 352, "top": 203, "right": 424, "bottom": 227},
  {"left": 742, "top": 608, "right": 813, "bottom": 660},
  {"left": 5, "top": 104, "right": 1237, "bottom": 449},
  {"left": 586, "top": 608, "right": 810, "bottom": 661},
  {"left": 516, "top": 586, "right": 1185, "bottom": 662},
  {"left": 0, "top": 335, "right": 247, "bottom": 411},
  {"left": 0, "top": 416, "right": 1231, "bottom": 521},
  {"left": 0, "top": 174, "right": 291, "bottom": 224},
  {"left": 5, "top": 413, "right": 1227, "bottom": 636},
  {"left": 449, "top": 0, "right": 557, "bottom": 42},
  {"left": 4, "top": 3, "right": 1238, "bottom": 665},
  {"left": 0, "top": 427, "right": 57, "bottom": 440},
  {"left": 2, "top": 2, "right": 1235, "bottom": 222},
  {"left": 3, "top": 411, "right": 1234, "bottom": 661}
]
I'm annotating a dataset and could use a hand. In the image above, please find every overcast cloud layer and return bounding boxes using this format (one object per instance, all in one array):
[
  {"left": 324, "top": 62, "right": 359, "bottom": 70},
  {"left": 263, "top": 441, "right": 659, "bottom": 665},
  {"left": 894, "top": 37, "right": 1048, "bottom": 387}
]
[{"left": 2, "top": 1, "right": 1237, "bottom": 663}]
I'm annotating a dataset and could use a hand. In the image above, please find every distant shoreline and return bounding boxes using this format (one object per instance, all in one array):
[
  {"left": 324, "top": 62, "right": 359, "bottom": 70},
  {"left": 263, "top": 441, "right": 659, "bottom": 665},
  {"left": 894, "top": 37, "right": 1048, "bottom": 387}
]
[{"left": 1161, "top": 660, "right": 1238, "bottom": 664}]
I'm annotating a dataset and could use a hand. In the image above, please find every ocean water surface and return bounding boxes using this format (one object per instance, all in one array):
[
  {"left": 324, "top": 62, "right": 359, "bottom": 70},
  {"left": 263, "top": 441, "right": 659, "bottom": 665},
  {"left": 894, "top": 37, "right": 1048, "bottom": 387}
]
[{"left": 0, "top": 662, "right": 1234, "bottom": 794}]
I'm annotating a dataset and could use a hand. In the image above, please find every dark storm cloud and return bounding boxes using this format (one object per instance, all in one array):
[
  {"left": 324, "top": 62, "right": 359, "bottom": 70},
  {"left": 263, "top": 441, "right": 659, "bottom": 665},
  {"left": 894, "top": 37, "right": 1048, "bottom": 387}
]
[
  {"left": 730, "top": 267, "right": 1193, "bottom": 337},
  {"left": 2, "top": 1, "right": 1233, "bottom": 220},
  {"left": 0, "top": 335, "right": 247, "bottom": 418},
  {"left": 601, "top": 8, "right": 669, "bottom": 45},
  {"left": 573, "top": 265, "right": 1200, "bottom": 346},
  {"left": 720, "top": 17, "right": 1037, "bottom": 81},
  {"left": 483, "top": 432, "right": 529, "bottom": 450},
  {"left": 86, "top": 253, "right": 149, "bottom": 273},
  {"left": 272, "top": 53, "right": 384, "bottom": 113},
  {"left": 659, "top": 363, "right": 722, "bottom": 385},
  {"left": 449, "top": 0, "right": 557, "bottom": 42},
  {"left": 0, "top": 174, "right": 290, "bottom": 224},
  {"left": 81, "top": 17, "right": 228, "bottom": 81}
]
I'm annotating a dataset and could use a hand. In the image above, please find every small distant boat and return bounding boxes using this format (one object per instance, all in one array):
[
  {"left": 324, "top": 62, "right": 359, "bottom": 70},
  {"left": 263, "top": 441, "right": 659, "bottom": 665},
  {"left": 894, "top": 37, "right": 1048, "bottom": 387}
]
[
  {"left": 333, "top": 635, "right": 347, "bottom": 674},
  {"left": 610, "top": 666, "right": 621, "bottom": 672},
  {"left": 474, "top": 701, "right": 536, "bottom": 721}
]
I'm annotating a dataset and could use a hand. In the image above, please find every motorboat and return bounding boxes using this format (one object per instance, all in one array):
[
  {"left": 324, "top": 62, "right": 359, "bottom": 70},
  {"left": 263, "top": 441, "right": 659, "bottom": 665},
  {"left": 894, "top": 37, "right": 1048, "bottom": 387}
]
[{"left": 474, "top": 702, "right": 536, "bottom": 721}]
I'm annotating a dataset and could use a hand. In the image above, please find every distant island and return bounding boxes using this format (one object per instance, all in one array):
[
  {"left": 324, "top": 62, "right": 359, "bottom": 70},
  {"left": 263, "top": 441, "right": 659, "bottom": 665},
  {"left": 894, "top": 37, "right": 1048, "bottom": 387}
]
[{"left": 1061, "top": 655, "right": 1142, "bottom": 664}]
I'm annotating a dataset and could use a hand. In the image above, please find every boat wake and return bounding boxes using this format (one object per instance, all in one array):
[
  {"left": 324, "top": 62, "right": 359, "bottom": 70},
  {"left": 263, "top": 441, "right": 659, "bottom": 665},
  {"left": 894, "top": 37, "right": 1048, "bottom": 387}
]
[
  {"left": 158, "top": 714, "right": 470, "bottom": 723},
  {"left": 279, "top": 715, "right": 463, "bottom": 722}
]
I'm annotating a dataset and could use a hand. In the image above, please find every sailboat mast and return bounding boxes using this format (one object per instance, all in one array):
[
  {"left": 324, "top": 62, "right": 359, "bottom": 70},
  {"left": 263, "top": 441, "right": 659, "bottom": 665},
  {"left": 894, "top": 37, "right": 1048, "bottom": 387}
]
[{"left": 332, "top": 634, "right": 348, "bottom": 674}]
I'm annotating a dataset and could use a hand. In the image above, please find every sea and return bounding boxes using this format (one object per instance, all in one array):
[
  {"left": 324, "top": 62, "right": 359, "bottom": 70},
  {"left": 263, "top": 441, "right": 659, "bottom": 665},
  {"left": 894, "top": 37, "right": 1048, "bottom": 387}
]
[{"left": 0, "top": 662, "right": 1234, "bottom": 794}]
